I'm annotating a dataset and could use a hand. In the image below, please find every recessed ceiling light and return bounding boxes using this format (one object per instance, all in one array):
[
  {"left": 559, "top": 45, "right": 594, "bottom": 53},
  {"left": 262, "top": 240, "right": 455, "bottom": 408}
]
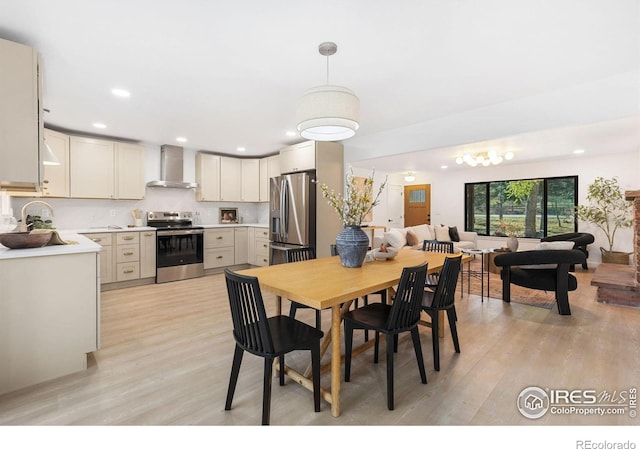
[
  {"left": 236, "top": 147, "right": 246, "bottom": 152},
  {"left": 573, "top": 149, "right": 585, "bottom": 154},
  {"left": 111, "top": 88, "right": 130, "bottom": 98},
  {"left": 440, "top": 165, "right": 448, "bottom": 169},
  {"left": 176, "top": 137, "right": 187, "bottom": 143},
  {"left": 93, "top": 123, "right": 107, "bottom": 129},
  {"left": 286, "top": 131, "right": 297, "bottom": 137}
]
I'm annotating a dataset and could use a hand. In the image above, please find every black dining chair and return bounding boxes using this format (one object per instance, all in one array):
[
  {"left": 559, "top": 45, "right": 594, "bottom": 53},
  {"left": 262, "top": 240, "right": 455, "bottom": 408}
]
[
  {"left": 343, "top": 263, "right": 428, "bottom": 410},
  {"left": 421, "top": 254, "right": 462, "bottom": 371},
  {"left": 224, "top": 268, "right": 324, "bottom": 425},
  {"left": 422, "top": 239, "right": 455, "bottom": 288},
  {"left": 286, "top": 247, "right": 323, "bottom": 330}
]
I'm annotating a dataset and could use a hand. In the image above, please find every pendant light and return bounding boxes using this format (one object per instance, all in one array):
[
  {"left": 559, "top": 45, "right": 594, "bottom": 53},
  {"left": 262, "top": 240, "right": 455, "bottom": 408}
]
[{"left": 296, "top": 42, "right": 360, "bottom": 141}]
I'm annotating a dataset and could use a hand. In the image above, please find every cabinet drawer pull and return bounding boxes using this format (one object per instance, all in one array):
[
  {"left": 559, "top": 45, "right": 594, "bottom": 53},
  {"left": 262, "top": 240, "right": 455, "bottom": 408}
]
[
  {"left": 216, "top": 255, "right": 223, "bottom": 259},
  {"left": 124, "top": 269, "right": 134, "bottom": 274},
  {"left": 216, "top": 236, "right": 224, "bottom": 240},
  {"left": 123, "top": 236, "right": 134, "bottom": 240},
  {"left": 92, "top": 238, "right": 102, "bottom": 242},
  {"left": 43, "top": 180, "right": 49, "bottom": 184},
  {"left": 143, "top": 232, "right": 154, "bottom": 236},
  {"left": 263, "top": 244, "right": 267, "bottom": 248},
  {"left": 123, "top": 251, "right": 134, "bottom": 256},
  {"left": 263, "top": 259, "right": 267, "bottom": 262}
]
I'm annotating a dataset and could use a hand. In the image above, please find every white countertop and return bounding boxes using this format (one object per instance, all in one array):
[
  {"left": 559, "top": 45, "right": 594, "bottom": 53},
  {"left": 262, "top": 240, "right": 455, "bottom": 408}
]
[
  {"left": 67, "top": 223, "right": 268, "bottom": 233},
  {"left": 0, "top": 232, "right": 101, "bottom": 260}
]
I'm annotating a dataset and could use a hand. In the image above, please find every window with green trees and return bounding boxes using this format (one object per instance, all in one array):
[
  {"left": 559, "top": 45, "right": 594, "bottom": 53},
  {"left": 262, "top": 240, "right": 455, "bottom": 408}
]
[{"left": 465, "top": 176, "right": 577, "bottom": 238}]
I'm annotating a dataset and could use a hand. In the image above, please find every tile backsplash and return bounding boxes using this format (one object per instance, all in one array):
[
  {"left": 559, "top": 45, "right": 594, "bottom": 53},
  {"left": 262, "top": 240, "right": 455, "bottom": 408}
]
[{"left": 10, "top": 188, "right": 269, "bottom": 230}]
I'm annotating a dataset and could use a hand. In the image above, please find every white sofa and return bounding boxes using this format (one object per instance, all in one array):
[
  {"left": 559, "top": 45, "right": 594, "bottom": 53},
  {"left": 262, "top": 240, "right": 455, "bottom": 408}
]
[{"left": 374, "top": 223, "right": 478, "bottom": 252}]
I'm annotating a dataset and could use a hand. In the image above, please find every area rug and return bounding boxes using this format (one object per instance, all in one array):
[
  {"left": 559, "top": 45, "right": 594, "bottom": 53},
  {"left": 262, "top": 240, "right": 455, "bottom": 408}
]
[{"left": 459, "top": 257, "right": 556, "bottom": 309}]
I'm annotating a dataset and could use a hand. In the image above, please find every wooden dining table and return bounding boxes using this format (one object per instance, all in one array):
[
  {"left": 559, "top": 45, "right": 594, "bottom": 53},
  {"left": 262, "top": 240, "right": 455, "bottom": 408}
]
[{"left": 238, "top": 247, "right": 470, "bottom": 418}]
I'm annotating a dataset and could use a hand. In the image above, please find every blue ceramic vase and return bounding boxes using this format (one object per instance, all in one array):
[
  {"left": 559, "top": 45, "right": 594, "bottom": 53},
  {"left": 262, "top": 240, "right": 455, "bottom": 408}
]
[{"left": 335, "top": 226, "right": 369, "bottom": 268}]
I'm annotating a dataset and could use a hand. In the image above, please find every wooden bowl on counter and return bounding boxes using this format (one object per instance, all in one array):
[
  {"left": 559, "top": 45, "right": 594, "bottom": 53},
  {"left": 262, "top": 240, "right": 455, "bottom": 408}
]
[{"left": 0, "top": 231, "right": 52, "bottom": 249}]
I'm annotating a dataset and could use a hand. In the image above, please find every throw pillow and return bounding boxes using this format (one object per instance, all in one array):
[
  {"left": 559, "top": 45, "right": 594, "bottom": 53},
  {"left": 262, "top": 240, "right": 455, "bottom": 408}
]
[
  {"left": 406, "top": 229, "right": 419, "bottom": 246},
  {"left": 521, "top": 241, "right": 576, "bottom": 269},
  {"left": 411, "top": 224, "right": 431, "bottom": 242},
  {"left": 536, "top": 241, "right": 575, "bottom": 250},
  {"left": 435, "top": 225, "right": 451, "bottom": 242},
  {"left": 384, "top": 229, "right": 407, "bottom": 248},
  {"left": 448, "top": 225, "right": 460, "bottom": 242}
]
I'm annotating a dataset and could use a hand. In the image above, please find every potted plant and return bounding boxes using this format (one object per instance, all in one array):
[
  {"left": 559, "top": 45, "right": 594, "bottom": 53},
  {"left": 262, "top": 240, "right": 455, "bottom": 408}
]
[
  {"left": 575, "top": 176, "right": 632, "bottom": 264},
  {"left": 317, "top": 168, "right": 387, "bottom": 267}
]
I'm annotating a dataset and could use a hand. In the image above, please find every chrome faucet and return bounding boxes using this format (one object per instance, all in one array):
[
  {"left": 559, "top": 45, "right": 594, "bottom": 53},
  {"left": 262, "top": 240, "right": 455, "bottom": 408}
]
[{"left": 20, "top": 200, "right": 54, "bottom": 232}]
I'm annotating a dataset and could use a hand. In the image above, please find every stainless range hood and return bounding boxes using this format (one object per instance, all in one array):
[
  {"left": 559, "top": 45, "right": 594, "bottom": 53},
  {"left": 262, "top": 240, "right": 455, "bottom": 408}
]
[{"left": 146, "top": 145, "right": 198, "bottom": 189}]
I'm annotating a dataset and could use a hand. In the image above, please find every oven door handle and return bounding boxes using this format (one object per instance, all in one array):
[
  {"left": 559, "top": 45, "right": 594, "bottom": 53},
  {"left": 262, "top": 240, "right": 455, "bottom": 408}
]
[{"left": 157, "top": 229, "right": 204, "bottom": 236}]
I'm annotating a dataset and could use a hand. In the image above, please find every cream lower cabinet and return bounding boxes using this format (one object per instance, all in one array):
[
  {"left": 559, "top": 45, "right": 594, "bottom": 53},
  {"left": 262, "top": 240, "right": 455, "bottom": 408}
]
[
  {"left": 234, "top": 227, "right": 248, "bottom": 264},
  {"left": 252, "top": 227, "right": 270, "bottom": 266},
  {"left": 84, "top": 232, "right": 114, "bottom": 284},
  {"left": 83, "top": 231, "right": 156, "bottom": 284},
  {"left": 204, "top": 228, "right": 235, "bottom": 269},
  {"left": 139, "top": 231, "right": 157, "bottom": 278},
  {"left": 0, "top": 250, "right": 99, "bottom": 395},
  {"left": 115, "top": 232, "right": 140, "bottom": 281}
]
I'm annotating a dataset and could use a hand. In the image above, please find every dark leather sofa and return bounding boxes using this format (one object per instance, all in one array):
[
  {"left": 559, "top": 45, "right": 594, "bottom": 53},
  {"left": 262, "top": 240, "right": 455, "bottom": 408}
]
[
  {"left": 493, "top": 249, "right": 586, "bottom": 315},
  {"left": 540, "top": 232, "right": 594, "bottom": 269}
]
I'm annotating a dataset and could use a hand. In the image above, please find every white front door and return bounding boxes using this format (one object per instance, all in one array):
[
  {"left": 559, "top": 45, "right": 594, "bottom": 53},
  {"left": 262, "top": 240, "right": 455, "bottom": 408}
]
[{"left": 387, "top": 183, "right": 403, "bottom": 228}]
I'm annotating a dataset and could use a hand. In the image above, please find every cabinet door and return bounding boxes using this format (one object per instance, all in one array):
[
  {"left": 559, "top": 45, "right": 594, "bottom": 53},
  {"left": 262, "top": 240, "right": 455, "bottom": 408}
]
[
  {"left": 195, "top": 153, "right": 221, "bottom": 201},
  {"left": 241, "top": 159, "right": 260, "bottom": 202},
  {"left": 116, "top": 143, "right": 145, "bottom": 199},
  {"left": 42, "top": 129, "right": 70, "bottom": 198},
  {"left": 84, "top": 233, "right": 114, "bottom": 284},
  {"left": 220, "top": 157, "right": 242, "bottom": 201},
  {"left": 259, "top": 155, "right": 280, "bottom": 202},
  {"left": 70, "top": 136, "right": 115, "bottom": 199},
  {"left": 234, "top": 227, "right": 248, "bottom": 264},
  {"left": 247, "top": 227, "right": 256, "bottom": 263},
  {"left": 139, "top": 231, "right": 157, "bottom": 279},
  {"left": 279, "top": 141, "right": 315, "bottom": 174},
  {"left": 0, "top": 38, "right": 40, "bottom": 187}
]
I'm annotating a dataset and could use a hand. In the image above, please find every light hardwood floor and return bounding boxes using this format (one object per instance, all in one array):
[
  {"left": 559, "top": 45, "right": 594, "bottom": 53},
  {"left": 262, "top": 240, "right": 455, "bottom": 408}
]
[{"left": 0, "top": 268, "right": 639, "bottom": 426}]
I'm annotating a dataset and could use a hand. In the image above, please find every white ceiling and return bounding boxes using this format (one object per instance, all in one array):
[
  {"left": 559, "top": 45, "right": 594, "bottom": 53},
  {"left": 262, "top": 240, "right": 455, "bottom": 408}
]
[{"left": 2, "top": 0, "right": 639, "bottom": 170}]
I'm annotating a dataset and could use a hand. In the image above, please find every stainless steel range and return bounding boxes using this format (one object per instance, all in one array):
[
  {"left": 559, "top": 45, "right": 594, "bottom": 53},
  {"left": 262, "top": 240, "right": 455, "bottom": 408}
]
[{"left": 147, "top": 211, "right": 204, "bottom": 283}]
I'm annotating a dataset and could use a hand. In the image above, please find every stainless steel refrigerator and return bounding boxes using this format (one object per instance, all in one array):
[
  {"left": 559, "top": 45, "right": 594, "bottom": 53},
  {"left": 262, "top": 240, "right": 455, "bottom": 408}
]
[{"left": 269, "top": 171, "right": 316, "bottom": 265}]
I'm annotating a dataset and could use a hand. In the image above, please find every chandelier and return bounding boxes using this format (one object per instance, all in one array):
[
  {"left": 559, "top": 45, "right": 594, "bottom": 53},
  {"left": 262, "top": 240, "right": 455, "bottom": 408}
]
[
  {"left": 296, "top": 42, "right": 360, "bottom": 141},
  {"left": 455, "top": 150, "right": 514, "bottom": 167}
]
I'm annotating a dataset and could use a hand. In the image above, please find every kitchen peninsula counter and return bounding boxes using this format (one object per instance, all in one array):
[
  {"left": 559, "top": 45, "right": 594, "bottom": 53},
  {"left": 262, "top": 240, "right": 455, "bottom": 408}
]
[{"left": 0, "top": 232, "right": 100, "bottom": 395}]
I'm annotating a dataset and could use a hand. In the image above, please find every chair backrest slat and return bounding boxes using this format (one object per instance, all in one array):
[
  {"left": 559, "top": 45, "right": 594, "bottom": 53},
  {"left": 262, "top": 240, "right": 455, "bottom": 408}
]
[
  {"left": 225, "top": 269, "right": 275, "bottom": 354},
  {"left": 286, "top": 247, "right": 316, "bottom": 263},
  {"left": 386, "top": 263, "right": 427, "bottom": 330},
  {"left": 422, "top": 240, "right": 454, "bottom": 253},
  {"left": 431, "top": 255, "right": 462, "bottom": 308}
]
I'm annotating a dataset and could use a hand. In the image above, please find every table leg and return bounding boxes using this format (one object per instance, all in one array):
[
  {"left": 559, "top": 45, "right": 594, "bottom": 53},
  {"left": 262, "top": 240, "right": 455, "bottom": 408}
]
[{"left": 330, "top": 305, "right": 342, "bottom": 417}]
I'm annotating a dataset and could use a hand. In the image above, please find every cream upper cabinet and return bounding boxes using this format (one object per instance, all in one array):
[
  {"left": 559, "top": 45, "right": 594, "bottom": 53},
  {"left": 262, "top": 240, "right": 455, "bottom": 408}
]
[
  {"left": 195, "top": 152, "right": 221, "bottom": 201},
  {"left": 259, "top": 155, "right": 280, "bottom": 202},
  {"left": 220, "top": 156, "right": 242, "bottom": 202},
  {"left": 70, "top": 137, "right": 145, "bottom": 200},
  {"left": 0, "top": 38, "right": 41, "bottom": 190},
  {"left": 241, "top": 159, "right": 260, "bottom": 202},
  {"left": 42, "top": 129, "right": 70, "bottom": 198},
  {"left": 70, "top": 136, "right": 115, "bottom": 199},
  {"left": 279, "top": 141, "right": 315, "bottom": 174},
  {"left": 115, "top": 143, "right": 145, "bottom": 199}
]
